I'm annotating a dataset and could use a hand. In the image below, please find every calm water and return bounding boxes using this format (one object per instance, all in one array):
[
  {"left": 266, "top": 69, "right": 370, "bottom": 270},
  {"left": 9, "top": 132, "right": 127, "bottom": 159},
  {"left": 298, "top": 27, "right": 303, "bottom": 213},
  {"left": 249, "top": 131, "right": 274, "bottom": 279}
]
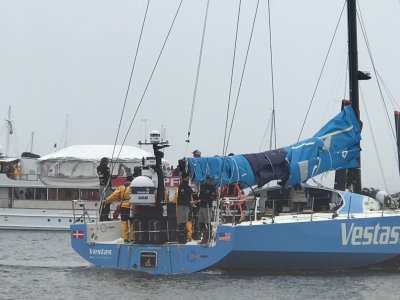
[{"left": 0, "top": 230, "right": 399, "bottom": 300}]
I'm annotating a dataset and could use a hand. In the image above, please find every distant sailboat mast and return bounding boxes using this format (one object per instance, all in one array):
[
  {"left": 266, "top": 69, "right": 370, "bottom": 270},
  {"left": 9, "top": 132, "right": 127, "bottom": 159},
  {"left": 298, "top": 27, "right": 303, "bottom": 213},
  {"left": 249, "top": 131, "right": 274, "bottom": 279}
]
[
  {"left": 64, "top": 113, "right": 69, "bottom": 149},
  {"left": 30, "top": 132, "right": 34, "bottom": 153},
  {"left": 5, "top": 106, "right": 13, "bottom": 157}
]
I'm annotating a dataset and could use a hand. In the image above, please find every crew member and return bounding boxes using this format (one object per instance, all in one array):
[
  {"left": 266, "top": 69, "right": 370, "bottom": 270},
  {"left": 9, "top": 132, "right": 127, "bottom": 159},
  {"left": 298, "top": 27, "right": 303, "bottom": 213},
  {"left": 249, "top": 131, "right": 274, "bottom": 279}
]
[
  {"left": 221, "top": 181, "right": 245, "bottom": 222},
  {"left": 172, "top": 186, "right": 193, "bottom": 241},
  {"left": 177, "top": 174, "right": 194, "bottom": 243},
  {"left": 198, "top": 176, "right": 216, "bottom": 244},
  {"left": 13, "top": 163, "right": 21, "bottom": 180},
  {"left": 191, "top": 150, "right": 202, "bottom": 193},
  {"left": 97, "top": 157, "right": 111, "bottom": 221},
  {"left": 190, "top": 192, "right": 201, "bottom": 241},
  {"left": 105, "top": 175, "right": 134, "bottom": 242},
  {"left": 221, "top": 181, "right": 241, "bottom": 197},
  {"left": 192, "top": 149, "right": 201, "bottom": 158}
]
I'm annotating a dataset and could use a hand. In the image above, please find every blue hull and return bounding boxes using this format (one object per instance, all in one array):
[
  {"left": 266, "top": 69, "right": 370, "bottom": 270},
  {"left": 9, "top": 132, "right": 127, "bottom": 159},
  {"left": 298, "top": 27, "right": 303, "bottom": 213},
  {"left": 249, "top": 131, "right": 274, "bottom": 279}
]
[
  {"left": 71, "top": 214, "right": 400, "bottom": 274},
  {"left": 214, "top": 216, "right": 400, "bottom": 271},
  {"left": 70, "top": 223, "right": 234, "bottom": 275},
  {"left": 214, "top": 251, "right": 397, "bottom": 271}
]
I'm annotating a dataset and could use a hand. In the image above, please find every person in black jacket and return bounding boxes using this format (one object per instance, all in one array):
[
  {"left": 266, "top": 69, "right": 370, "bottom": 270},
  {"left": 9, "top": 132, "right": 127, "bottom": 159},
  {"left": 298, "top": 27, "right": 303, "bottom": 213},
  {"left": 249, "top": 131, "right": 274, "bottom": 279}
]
[
  {"left": 97, "top": 157, "right": 111, "bottom": 221},
  {"left": 177, "top": 174, "right": 194, "bottom": 243},
  {"left": 198, "top": 176, "right": 216, "bottom": 244}
]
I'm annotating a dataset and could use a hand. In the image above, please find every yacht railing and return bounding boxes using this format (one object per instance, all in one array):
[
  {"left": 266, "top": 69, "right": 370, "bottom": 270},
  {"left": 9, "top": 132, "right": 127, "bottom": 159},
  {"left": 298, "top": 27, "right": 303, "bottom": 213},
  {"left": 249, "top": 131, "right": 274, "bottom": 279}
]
[{"left": 72, "top": 200, "right": 92, "bottom": 223}]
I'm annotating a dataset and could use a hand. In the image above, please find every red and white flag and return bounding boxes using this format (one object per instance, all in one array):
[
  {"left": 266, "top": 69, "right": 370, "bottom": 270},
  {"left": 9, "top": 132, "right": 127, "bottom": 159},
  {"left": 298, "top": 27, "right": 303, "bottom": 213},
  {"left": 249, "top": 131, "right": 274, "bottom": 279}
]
[
  {"left": 218, "top": 232, "right": 231, "bottom": 241},
  {"left": 72, "top": 230, "right": 84, "bottom": 239}
]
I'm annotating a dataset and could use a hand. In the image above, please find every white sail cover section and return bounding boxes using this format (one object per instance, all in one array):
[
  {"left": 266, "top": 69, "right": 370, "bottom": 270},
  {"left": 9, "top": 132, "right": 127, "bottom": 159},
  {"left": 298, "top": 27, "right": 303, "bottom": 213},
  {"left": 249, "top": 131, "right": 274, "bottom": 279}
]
[{"left": 37, "top": 145, "right": 155, "bottom": 188}]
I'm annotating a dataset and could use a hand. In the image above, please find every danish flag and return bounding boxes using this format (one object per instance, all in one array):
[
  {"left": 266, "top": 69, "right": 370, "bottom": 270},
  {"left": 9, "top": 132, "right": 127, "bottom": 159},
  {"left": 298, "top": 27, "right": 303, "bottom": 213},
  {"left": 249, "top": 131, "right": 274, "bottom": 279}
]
[{"left": 72, "top": 230, "right": 84, "bottom": 239}]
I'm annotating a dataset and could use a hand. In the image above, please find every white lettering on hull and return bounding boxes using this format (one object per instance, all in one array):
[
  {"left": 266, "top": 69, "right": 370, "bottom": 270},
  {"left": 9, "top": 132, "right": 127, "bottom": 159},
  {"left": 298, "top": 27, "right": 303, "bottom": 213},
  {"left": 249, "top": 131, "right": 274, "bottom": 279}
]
[
  {"left": 341, "top": 223, "right": 400, "bottom": 246},
  {"left": 89, "top": 248, "right": 112, "bottom": 256}
]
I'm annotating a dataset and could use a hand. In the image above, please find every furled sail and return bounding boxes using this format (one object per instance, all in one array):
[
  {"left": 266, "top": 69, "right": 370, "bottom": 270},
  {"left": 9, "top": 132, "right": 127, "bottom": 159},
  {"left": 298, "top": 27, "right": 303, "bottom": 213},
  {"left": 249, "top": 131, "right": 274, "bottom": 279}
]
[{"left": 187, "top": 105, "right": 361, "bottom": 188}]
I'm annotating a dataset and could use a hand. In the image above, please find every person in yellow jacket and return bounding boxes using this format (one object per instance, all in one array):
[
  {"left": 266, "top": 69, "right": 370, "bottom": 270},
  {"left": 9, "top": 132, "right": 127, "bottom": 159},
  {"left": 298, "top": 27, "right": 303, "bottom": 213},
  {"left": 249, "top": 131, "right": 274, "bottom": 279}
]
[
  {"left": 104, "top": 175, "right": 134, "bottom": 242},
  {"left": 13, "top": 164, "right": 21, "bottom": 180}
]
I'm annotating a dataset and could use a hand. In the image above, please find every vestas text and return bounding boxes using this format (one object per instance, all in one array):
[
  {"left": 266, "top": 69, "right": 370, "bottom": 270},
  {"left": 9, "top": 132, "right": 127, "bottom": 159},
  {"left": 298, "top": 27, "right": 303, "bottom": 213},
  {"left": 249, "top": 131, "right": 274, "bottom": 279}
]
[
  {"left": 341, "top": 223, "right": 400, "bottom": 246},
  {"left": 89, "top": 248, "right": 112, "bottom": 255}
]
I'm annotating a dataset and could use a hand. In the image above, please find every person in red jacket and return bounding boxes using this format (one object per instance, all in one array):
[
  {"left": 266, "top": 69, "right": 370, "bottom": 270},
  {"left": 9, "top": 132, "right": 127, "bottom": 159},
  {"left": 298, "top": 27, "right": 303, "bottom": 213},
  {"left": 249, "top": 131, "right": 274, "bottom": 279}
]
[{"left": 221, "top": 182, "right": 245, "bottom": 222}]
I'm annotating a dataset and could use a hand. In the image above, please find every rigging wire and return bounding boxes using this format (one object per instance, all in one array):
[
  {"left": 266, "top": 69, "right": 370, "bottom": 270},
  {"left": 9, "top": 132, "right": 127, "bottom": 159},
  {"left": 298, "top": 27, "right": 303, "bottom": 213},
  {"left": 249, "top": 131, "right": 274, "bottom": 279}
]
[
  {"left": 360, "top": 86, "right": 389, "bottom": 191},
  {"left": 116, "top": 0, "right": 184, "bottom": 159},
  {"left": 259, "top": 110, "right": 273, "bottom": 151},
  {"left": 376, "top": 71, "right": 400, "bottom": 110},
  {"left": 376, "top": 71, "right": 400, "bottom": 169},
  {"left": 215, "top": 0, "right": 242, "bottom": 230},
  {"left": 357, "top": 1, "right": 400, "bottom": 174},
  {"left": 221, "top": 0, "right": 242, "bottom": 157},
  {"left": 321, "top": 49, "right": 347, "bottom": 122},
  {"left": 109, "top": 0, "right": 150, "bottom": 174},
  {"left": 267, "top": 0, "right": 276, "bottom": 150},
  {"left": 99, "top": 0, "right": 184, "bottom": 219},
  {"left": 343, "top": 55, "right": 349, "bottom": 100},
  {"left": 297, "top": 1, "right": 346, "bottom": 142},
  {"left": 185, "top": 0, "right": 211, "bottom": 157},
  {"left": 225, "top": 0, "right": 260, "bottom": 153},
  {"left": 357, "top": 2, "right": 396, "bottom": 140}
]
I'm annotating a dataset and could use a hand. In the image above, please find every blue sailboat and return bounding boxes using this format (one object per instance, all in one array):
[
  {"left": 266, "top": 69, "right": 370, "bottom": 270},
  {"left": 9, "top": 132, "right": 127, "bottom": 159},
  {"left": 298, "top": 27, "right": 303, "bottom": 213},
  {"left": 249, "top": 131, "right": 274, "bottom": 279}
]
[{"left": 70, "top": 0, "right": 400, "bottom": 274}]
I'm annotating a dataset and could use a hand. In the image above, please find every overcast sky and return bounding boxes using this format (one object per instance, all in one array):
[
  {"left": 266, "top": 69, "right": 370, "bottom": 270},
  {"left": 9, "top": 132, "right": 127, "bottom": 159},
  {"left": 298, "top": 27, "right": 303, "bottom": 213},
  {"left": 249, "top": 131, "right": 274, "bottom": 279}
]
[{"left": 1, "top": 0, "right": 400, "bottom": 192}]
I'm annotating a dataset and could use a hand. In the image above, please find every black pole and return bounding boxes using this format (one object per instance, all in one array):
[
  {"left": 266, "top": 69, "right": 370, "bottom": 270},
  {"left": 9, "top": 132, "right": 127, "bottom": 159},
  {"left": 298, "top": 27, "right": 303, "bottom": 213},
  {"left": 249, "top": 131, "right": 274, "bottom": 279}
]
[
  {"left": 347, "top": 0, "right": 360, "bottom": 121},
  {"left": 394, "top": 111, "right": 400, "bottom": 176},
  {"left": 347, "top": 0, "right": 362, "bottom": 193}
]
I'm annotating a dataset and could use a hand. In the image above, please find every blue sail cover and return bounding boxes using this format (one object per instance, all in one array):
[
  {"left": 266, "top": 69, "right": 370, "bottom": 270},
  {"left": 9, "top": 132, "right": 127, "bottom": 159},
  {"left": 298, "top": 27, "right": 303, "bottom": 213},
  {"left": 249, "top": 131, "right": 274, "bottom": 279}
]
[
  {"left": 187, "top": 105, "right": 361, "bottom": 187},
  {"left": 284, "top": 105, "right": 361, "bottom": 185}
]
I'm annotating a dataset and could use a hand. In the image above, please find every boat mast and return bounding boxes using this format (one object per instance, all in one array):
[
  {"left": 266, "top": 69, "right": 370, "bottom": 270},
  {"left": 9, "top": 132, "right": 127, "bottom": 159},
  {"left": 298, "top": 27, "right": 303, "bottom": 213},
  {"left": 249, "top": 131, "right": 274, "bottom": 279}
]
[
  {"left": 5, "top": 106, "right": 13, "bottom": 158},
  {"left": 30, "top": 132, "right": 34, "bottom": 153},
  {"left": 347, "top": 0, "right": 362, "bottom": 193}
]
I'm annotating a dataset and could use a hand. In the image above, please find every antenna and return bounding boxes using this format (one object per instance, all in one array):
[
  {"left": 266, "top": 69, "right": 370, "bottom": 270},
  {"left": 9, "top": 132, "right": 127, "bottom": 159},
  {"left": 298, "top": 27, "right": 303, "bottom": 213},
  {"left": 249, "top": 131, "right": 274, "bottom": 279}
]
[
  {"left": 141, "top": 118, "right": 148, "bottom": 143},
  {"left": 161, "top": 124, "right": 167, "bottom": 142}
]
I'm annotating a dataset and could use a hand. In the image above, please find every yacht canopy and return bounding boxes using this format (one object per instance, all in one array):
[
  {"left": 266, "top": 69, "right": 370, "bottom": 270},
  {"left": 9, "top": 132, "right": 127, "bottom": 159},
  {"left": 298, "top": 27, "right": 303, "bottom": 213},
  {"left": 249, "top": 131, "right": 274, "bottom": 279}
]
[
  {"left": 36, "top": 145, "right": 166, "bottom": 188},
  {"left": 38, "top": 145, "right": 153, "bottom": 162}
]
